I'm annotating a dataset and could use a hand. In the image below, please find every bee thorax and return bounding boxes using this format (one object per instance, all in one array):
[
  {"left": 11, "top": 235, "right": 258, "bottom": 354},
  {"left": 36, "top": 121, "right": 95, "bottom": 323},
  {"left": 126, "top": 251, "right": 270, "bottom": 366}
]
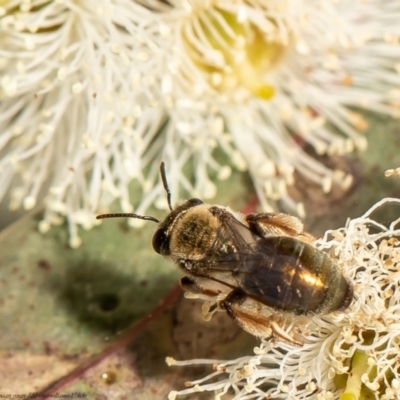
[{"left": 170, "top": 205, "right": 219, "bottom": 260}]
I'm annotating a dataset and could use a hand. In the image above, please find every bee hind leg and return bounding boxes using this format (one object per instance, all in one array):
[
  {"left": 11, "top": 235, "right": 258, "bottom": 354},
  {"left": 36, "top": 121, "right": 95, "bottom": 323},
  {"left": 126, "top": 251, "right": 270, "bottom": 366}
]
[
  {"left": 220, "top": 289, "right": 272, "bottom": 338},
  {"left": 246, "top": 213, "right": 314, "bottom": 243},
  {"left": 220, "top": 289, "right": 302, "bottom": 346},
  {"left": 219, "top": 288, "right": 247, "bottom": 318}
]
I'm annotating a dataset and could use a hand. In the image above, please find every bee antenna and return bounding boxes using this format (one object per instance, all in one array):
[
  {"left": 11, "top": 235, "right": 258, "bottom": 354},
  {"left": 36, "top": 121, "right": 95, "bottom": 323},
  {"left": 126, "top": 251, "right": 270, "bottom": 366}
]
[
  {"left": 160, "top": 161, "right": 173, "bottom": 211},
  {"left": 96, "top": 213, "right": 160, "bottom": 223}
]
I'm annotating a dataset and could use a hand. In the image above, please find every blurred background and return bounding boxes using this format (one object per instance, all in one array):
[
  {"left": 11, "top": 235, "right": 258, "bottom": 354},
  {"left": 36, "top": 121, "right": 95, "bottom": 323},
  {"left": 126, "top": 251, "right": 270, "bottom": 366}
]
[{"left": 1, "top": 0, "right": 400, "bottom": 398}]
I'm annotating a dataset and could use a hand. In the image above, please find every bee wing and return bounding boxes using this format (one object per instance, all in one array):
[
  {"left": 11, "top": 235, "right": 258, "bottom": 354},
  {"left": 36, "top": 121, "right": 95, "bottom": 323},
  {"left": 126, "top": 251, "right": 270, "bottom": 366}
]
[
  {"left": 207, "top": 208, "right": 314, "bottom": 255},
  {"left": 217, "top": 240, "right": 326, "bottom": 314},
  {"left": 234, "top": 236, "right": 328, "bottom": 313},
  {"left": 206, "top": 206, "right": 258, "bottom": 254},
  {"left": 198, "top": 210, "right": 326, "bottom": 313}
]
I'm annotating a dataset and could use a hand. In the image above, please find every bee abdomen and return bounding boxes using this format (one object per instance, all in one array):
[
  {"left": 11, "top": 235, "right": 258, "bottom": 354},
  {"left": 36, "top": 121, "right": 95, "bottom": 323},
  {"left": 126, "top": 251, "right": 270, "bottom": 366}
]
[
  {"left": 297, "top": 239, "right": 352, "bottom": 315},
  {"left": 255, "top": 237, "right": 353, "bottom": 316}
]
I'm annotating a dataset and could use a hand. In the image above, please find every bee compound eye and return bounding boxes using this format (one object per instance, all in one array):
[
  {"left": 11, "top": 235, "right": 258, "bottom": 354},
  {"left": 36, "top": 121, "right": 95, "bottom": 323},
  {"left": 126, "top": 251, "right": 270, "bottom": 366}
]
[
  {"left": 188, "top": 198, "right": 204, "bottom": 206},
  {"left": 152, "top": 228, "right": 169, "bottom": 255}
]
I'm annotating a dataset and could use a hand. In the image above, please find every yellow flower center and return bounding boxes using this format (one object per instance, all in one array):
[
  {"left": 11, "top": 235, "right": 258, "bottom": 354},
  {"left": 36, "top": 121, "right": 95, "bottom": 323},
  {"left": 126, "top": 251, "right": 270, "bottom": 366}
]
[{"left": 182, "top": 6, "right": 288, "bottom": 100}]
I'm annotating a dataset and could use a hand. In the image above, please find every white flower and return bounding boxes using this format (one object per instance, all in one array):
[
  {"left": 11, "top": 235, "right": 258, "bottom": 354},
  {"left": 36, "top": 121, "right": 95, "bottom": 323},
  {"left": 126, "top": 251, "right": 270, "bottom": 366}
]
[
  {"left": 167, "top": 196, "right": 400, "bottom": 400},
  {"left": 1, "top": 0, "right": 400, "bottom": 246}
]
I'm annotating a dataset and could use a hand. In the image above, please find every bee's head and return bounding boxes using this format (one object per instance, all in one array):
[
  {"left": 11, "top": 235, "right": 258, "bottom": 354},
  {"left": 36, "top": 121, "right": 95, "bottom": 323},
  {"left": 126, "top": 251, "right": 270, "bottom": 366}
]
[
  {"left": 96, "top": 162, "right": 204, "bottom": 256},
  {"left": 152, "top": 197, "right": 204, "bottom": 256}
]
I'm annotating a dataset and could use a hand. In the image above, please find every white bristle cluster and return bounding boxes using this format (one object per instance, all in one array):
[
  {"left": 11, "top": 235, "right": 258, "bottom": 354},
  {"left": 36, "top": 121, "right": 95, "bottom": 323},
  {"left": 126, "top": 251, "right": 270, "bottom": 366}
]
[{"left": 1, "top": 0, "right": 400, "bottom": 245}]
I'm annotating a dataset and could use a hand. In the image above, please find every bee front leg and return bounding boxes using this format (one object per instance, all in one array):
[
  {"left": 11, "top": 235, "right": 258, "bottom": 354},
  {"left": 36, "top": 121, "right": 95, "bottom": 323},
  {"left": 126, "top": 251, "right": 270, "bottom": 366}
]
[
  {"left": 180, "top": 276, "right": 221, "bottom": 297},
  {"left": 220, "top": 289, "right": 302, "bottom": 346},
  {"left": 180, "top": 276, "right": 223, "bottom": 321},
  {"left": 180, "top": 276, "right": 203, "bottom": 295}
]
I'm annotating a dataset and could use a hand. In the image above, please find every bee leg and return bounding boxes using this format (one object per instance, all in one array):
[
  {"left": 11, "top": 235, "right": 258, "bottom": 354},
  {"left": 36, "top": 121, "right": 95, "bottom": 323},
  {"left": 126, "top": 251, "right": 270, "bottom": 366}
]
[
  {"left": 180, "top": 276, "right": 202, "bottom": 294},
  {"left": 246, "top": 213, "right": 314, "bottom": 243},
  {"left": 270, "top": 320, "right": 303, "bottom": 346},
  {"left": 219, "top": 288, "right": 247, "bottom": 315},
  {"left": 220, "top": 289, "right": 302, "bottom": 346},
  {"left": 180, "top": 277, "right": 222, "bottom": 321},
  {"left": 219, "top": 289, "right": 271, "bottom": 336},
  {"left": 180, "top": 276, "right": 220, "bottom": 297}
]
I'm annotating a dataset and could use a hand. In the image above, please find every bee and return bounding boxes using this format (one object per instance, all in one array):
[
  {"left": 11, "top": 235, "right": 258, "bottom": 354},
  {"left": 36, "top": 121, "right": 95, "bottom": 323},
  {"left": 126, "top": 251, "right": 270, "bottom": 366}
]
[{"left": 97, "top": 162, "right": 353, "bottom": 345}]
